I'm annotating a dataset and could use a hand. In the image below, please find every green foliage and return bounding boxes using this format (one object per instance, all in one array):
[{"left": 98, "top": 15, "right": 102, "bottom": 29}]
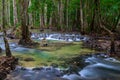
[
  {"left": 0, "top": 0, "right": 120, "bottom": 32},
  {"left": 10, "top": 0, "right": 14, "bottom": 26},
  {"left": 101, "top": 0, "right": 120, "bottom": 16},
  {"left": 100, "top": 0, "right": 120, "bottom": 29}
]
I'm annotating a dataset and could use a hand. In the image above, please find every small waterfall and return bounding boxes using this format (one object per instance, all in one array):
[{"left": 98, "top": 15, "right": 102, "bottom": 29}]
[{"left": 31, "top": 33, "right": 87, "bottom": 42}]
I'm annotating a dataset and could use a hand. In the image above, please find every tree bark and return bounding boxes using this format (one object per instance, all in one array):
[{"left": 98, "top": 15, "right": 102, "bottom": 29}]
[
  {"left": 59, "top": 0, "right": 64, "bottom": 31},
  {"left": 66, "top": 0, "right": 69, "bottom": 31},
  {"left": 40, "top": 10, "right": 45, "bottom": 30},
  {"left": 18, "top": 0, "right": 33, "bottom": 46},
  {"left": 90, "top": 0, "right": 101, "bottom": 33},
  {"left": 83, "top": 0, "right": 89, "bottom": 33},
  {"left": 7, "top": 0, "right": 11, "bottom": 27},
  {"left": 80, "top": 0, "right": 84, "bottom": 34},
  {"left": 2, "top": 0, "right": 12, "bottom": 57},
  {"left": 12, "top": 0, "right": 18, "bottom": 31},
  {"left": 64, "top": 0, "right": 69, "bottom": 31}
]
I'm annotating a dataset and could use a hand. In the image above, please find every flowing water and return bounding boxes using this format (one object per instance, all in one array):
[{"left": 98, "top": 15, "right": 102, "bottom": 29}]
[
  {"left": 31, "top": 33, "right": 88, "bottom": 42},
  {"left": 80, "top": 54, "right": 120, "bottom": 80},
  {"left": 0, "top": 33, "right": 120, "bottom": 80}
]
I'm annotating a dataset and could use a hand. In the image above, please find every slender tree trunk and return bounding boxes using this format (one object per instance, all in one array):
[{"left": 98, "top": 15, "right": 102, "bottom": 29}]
[
  {"left": 2, "top": 0, "right": 12, "bottom": 57},
  {"left": 49, "top": 15, "right": 52, "bottom": 28},
  {"left": 13, "top": 0, "right": 18, "bottom": 31},
  {"left": 64, "top": 0, "right": 69, "bottom": 31},
  {"left": 90, "top": 0, "right": 101, "bottom": 33},
  {"left": 7, "top": 0, "right": 11, "bottom": 27},
  {"left": 51, "top": 11, "right": 58, "bottom": 30},
  {"left": 29, "top": 13, "right": 33, "bottom": 28},
  {"left": 5, "top": 0, "right": 8, "bottom": 26},
  {"left": 32, "top": 12, "right": 35, "bottom": 28},
  {"left": 66, "top": 0, "right": 69, "bottom": 31},
  {"left": 83, "top": 0, "right": 89, "bottom": 33},
  {"left": 59, "top": 0, "right": 64, "bottom": 31},
  {"left": 40, "top": 10, "right": 45, "bottom": 30},
  {"left": 5, "top": 0, "right": 11, "bottom": 27},
  {"left": 80, "top": 0, "right": 84, "bottom": 34},
  {"left": 44, "top": 4, "right": 47, "bottom": 28},
  {"left": 52, "top": 0, "right": 58, "bottom": 30},
  {"left": 27, "top": 0, "right": 32, "bottom": 27}
]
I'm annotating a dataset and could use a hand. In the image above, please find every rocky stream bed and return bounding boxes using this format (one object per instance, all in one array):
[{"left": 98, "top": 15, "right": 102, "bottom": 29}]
[{"left": 0, "top": 32, "right": 120, "bottom": 80}]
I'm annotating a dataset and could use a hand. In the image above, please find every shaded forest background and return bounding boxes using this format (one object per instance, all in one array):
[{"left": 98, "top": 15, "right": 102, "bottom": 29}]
[{"left": 0, "top": 0, "right": 120, "bottom": 34}]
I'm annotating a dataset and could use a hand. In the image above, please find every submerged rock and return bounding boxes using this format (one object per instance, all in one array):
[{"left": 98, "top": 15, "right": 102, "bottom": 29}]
[
  {"left": 0, "top": 47, "right": 2, "bottom": 53},
  {"left": 24, "top": 57, "right": 35, "bottom": 62},
  {"left": 32, "top": 67, "right": 44, "bottom": 71},
  {"left": 21, "top": 67, "right": 27, "bottom": 70}
]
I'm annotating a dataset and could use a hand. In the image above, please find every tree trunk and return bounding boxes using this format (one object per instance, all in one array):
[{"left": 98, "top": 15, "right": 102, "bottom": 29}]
[
  {"left": 40, "top": 10, "right": 45, "bottom": 30},
  {"left": 66, "top": 0, "right": 69, "bottom": 31},
  {"left": 13, "top": 0, "right": 18, "bottom": 31},
  {"left": 29, "top": 13, "right": 33, "bottom": 28},
  {"left": 100, "top": 22, "right": 116, "bottom": 55},
  {"left": 18, "top": 0, "right": 34, "bottom": 46},
  {"left": 28, "top": 0, "right": 33, "bottom": 28},
  {"left": 64, "top": 0, "right": 69, "bottom": 31},
  {"left": 5, "top": 0, "right": 11, "bottom": 27},
  {"left": 90, "top": 0, "right": 101, "bottom": 33},
  {"left": 5, "top": 0, "right": 7, "bottom": 25},
  {"left": 2, "top": 0, "right": 12, "bottom": 57},
  {"left": 59, "top": 0, "right": 64, "bottom": 31},
  {"left": 83, "top": 0, "right": 89, "bottom": 33},
  {"left": 80, "top": 0, "right": 84, "bottom": 34}
]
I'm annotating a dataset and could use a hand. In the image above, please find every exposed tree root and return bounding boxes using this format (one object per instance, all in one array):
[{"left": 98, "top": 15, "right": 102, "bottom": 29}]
[{"left": 0, "top": 56, "right": 18, "bottom": 80}]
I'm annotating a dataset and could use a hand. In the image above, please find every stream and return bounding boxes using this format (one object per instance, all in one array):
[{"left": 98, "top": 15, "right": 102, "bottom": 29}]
[{"left": 0, "top": 33, "right": 120, "bottom": 80}]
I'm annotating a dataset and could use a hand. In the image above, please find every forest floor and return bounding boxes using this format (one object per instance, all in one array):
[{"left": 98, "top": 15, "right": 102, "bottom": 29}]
[{"left": 83, "top": 35, "right": 120, "bottom": 57}]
